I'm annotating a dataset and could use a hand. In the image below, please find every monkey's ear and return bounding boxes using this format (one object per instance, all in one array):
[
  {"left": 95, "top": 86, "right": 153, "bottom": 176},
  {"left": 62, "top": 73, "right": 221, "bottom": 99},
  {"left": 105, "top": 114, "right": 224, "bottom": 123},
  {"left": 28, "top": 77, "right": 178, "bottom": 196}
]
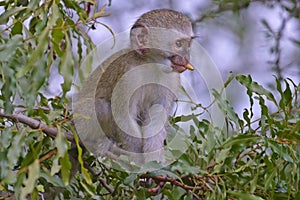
[{"left": 130, "top": 23, "right": 150, "bottom": 55}]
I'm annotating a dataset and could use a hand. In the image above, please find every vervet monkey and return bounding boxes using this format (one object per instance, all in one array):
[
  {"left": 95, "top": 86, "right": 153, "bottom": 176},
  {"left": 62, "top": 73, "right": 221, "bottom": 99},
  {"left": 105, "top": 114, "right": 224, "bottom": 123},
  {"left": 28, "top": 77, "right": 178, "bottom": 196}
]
[{"left": 94, "top": 9, "right": 195, "bottom": 163}]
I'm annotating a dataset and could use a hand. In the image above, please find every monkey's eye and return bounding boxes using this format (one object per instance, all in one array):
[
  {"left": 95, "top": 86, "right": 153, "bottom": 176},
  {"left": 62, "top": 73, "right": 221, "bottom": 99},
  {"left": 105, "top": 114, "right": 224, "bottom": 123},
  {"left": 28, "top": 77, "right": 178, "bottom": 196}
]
[{"left": 175, "top": 40, "right": 183, "bottom": 48}]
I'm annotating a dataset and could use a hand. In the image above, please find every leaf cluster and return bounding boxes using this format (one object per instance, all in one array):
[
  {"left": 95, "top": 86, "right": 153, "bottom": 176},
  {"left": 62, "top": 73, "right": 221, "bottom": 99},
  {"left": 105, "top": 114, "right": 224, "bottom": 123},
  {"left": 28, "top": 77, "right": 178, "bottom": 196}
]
[{"left": 0, "top": 0, "right": 109, "bottom": 113}]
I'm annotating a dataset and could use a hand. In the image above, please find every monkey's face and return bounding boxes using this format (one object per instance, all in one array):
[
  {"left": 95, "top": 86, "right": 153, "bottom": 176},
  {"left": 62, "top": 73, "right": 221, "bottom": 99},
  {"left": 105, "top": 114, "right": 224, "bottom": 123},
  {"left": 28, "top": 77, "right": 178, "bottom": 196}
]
[
  {"left": 130, "top": 26, "right": 194, "bottom": 73},
  {"left": 168, "top": 36, "right": 194, "bottom": 73}
]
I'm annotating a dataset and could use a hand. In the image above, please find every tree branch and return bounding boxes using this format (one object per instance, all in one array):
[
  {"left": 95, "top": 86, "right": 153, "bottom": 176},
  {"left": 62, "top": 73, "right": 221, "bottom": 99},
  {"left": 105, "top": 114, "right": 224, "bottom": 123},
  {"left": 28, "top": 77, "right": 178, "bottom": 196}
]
[
  {"left": 0, "top": 110, "right": 76, "bottom": 143},
  {"left": 140, "top": 173, "right": 208, "bottom": 199},
  {"left": 0, "top": 110, "right": 115, "bottom": 194},
  {"left": 84, "top": 163, "right": 114, "bottom": 194}
]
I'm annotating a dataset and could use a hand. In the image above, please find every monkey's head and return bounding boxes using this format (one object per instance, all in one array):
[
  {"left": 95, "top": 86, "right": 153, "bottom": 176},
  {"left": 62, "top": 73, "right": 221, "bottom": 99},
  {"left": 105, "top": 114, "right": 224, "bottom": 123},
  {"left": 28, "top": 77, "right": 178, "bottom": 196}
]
[{"left": 130, "top": 9, "right": 194, "bottom": 73}]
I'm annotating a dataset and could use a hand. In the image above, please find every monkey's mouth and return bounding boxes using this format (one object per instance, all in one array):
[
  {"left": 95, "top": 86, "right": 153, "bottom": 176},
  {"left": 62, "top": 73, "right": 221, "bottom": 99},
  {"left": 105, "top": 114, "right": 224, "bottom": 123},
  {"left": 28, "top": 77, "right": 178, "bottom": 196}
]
[{"left": 169, "top": 55, "right": 194, "bottom": 73}]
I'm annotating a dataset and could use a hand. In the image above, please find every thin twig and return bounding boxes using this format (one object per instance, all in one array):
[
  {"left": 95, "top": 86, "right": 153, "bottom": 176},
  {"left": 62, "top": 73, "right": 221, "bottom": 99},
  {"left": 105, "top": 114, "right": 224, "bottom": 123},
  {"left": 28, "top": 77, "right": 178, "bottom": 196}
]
[
  {"left": 18, "top": 149, "right": 57, "bottom": 174},
  {"left": 84, "top": 162, "right": 114, "bottom": 194},
  {"left": 140, "top": 174, "right": 204, "bottom": 193}
]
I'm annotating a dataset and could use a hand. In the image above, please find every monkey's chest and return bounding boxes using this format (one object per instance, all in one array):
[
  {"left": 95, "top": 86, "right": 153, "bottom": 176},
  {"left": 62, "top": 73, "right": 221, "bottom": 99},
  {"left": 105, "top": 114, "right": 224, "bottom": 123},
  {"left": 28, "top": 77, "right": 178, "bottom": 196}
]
[{"left": 129, "top": 84, "right": 176, "bottom": 127}]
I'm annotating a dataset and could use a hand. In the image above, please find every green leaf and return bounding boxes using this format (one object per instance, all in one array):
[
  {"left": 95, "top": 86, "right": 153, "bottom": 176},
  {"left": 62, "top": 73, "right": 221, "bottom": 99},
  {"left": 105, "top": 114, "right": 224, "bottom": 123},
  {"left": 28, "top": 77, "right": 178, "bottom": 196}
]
[
  {"left": 259, "top": 97, "right": 269, "bottom": 117},
  {"left": 51, "top": 18, "right": 65, "bottom": 57},
  {"left": 223, "top": 71, "right": 235, "bottom": 88},
  {"left": 264, "top": 163, "right": 277, "bottom": 191},
  {"left": 17, "top": 3, "right": 60, "bottom": 79},
  {"left": 123, "top": 173, "right": 137, "bottom": 185},
  {"left": 134, "top": 188, "right": 146, "bottom": 200},
  {"left": 0, "top": 34, "right": 23, "bottom": 62},
  {"left": 56, "top": 127, "right": 69, "bottom": 156},
  {"left": 77, "top": 34, "right": 83, "bottom": 62},
  {"left": 16, "top": 27, "right": 49, "bottom": 78},
  {"left": 212, "top": 89, "right": 241, "bottom": 128},
  {"left": 0, "top": 6, "right": 27, "bottom": 24},
  {"left": 259, "top": 97, "right": 270, "bottom": 135},
  {"left": 249, "top": 174, "right": 258, "bottom": 193},
  {"left": 79, "top": 179, "right": 95, "bottom": 196},
  {"left": 58, "top": 32, "right": 74, "bottom": 96},
  {"left": 20, "top": 138, "right": 43, "bottom": 168},
  {"left": 60, "top": 152, "right": 71, "bottom": 185},
  {"left": 266, "top": 140, "right": 293, "bottom": 162},
  {"left": 29, "top": 16, "right": 43, "bottom": 34},
  {"left": 11, "top": 21, "right": 23, "bottom": 35},
  {"left": 51, "top": 126, "right": 69, "bottom": 177},
  {"left": 222, "top": 134, "right": 261, "bottom": 150},
  {"left": 51, "top": 152, "right": 61, "bottom": 176},
  {"left": 62, "top": 0, "right": 88, "bottom": 20},
  {"left": 17, "top": 52, "right": 48, "bottom": 108},
  {"left": 71, "top": 126, "right": 92, "bottom": 185},
  {"left": 1, "top": 66, "right": 16, "bottom": 113},
  {"left": 87, "top": 4, "right": 109, "bottom": 20},
  {"left": 173, "top": 114, "right": 197, "bottom": 123},
  {"left": 7, "top": 131, "right": 25, "bottom": 166},
  {"left": 236, "top": 74, "right": 277, "bottom": 104},
  {"left": 216, "top": 147, "right": 231, "bottom": 163},
  {"left": 40, "top": 172, "right": 64, "bottom": 187},
  {"left": 275, "top": 76, "right": 283, "bottom": 96},
  {"left": 279, "top": 80, "right": 292, "bottom": 110},
  {"left": 0, "top": 151, "right": 9, "bottom": 181},
  {"left": 243, "top": 108, "right": 251, "bottom": 128},
  {"left": 149, "top": 169, "right": 180, "bottom": 179},
  {"left": 228, "top": 190, "right": 264, "bottom": 200},
  {"left": 19, "top": 159, "right": 40, "bottom": 200}
]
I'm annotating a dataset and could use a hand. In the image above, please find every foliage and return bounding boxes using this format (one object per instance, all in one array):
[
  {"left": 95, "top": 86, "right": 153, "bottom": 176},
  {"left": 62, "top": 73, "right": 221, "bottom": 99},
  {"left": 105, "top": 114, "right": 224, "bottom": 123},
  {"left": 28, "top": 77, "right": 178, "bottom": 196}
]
[
  {"left": 0, "top": 0, "right": 299, "bottom": 200},
  {"left": 0, "top": 0, "right": 109, "bottom": 112}
]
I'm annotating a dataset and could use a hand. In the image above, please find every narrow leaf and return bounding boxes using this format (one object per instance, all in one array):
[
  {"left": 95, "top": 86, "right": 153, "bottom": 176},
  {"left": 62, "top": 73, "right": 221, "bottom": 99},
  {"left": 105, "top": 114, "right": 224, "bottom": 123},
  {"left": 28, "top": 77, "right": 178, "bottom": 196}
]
[
  {"left": 71, "top": 126, "right": 92, "bottom": 184},
  {"left": 228, "top": 190, "right": 264, "bottom": 200},
  {"left": 19, "top": 159, "right": 40, "bottom": 200},
  {"left": 58, "top": 32, "right": 74, "bottom": 95},
  {"left": 0, "top": 6, "right": 27, "bottom": 24}
]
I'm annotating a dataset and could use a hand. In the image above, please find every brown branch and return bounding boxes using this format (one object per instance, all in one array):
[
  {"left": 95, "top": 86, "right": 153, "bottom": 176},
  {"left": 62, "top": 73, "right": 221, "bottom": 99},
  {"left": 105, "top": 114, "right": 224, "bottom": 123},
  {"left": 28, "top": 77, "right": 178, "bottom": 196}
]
[
  {"left": 0, "top": 111, "right": 76, "bottom": 143},
  {"left": 147, "top": 181, "right": 165, "bottom": 196},
  {"left": 0, "top": 110, "right": 115, "bottom": 193},
  {"left": 84, "top": 161, "right": 114, "bottom": 194},
  {"left": 18, "top": 149, "right": 57, "bottom": 174},
  {"left": 140, "top": 174, "right": 204, "bottom": 197}
]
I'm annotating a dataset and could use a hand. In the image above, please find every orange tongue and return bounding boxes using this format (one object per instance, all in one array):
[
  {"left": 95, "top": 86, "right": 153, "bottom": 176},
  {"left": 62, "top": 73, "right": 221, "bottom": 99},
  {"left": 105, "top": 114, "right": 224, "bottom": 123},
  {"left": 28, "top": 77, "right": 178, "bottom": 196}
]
[{"left": 185, "top": 63, "right": 194, "bottom": 71}]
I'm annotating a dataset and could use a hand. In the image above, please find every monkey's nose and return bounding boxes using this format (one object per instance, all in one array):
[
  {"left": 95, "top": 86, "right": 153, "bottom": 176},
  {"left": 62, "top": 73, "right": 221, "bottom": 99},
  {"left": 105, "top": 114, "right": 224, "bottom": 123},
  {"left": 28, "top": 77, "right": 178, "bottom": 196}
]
[{"left": 185, "top": 63, "right": 194, "bottom": 71}]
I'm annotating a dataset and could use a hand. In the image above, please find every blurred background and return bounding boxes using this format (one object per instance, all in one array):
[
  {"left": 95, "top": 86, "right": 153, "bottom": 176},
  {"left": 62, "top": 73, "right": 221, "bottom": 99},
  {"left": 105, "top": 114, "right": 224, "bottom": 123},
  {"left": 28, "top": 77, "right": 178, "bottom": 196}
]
[
  {"left": 49, "top": 0, "right": 300, "bottom": 117},
  {"left": 106, "top": 1, "right": 298, "bottom": 108}
]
